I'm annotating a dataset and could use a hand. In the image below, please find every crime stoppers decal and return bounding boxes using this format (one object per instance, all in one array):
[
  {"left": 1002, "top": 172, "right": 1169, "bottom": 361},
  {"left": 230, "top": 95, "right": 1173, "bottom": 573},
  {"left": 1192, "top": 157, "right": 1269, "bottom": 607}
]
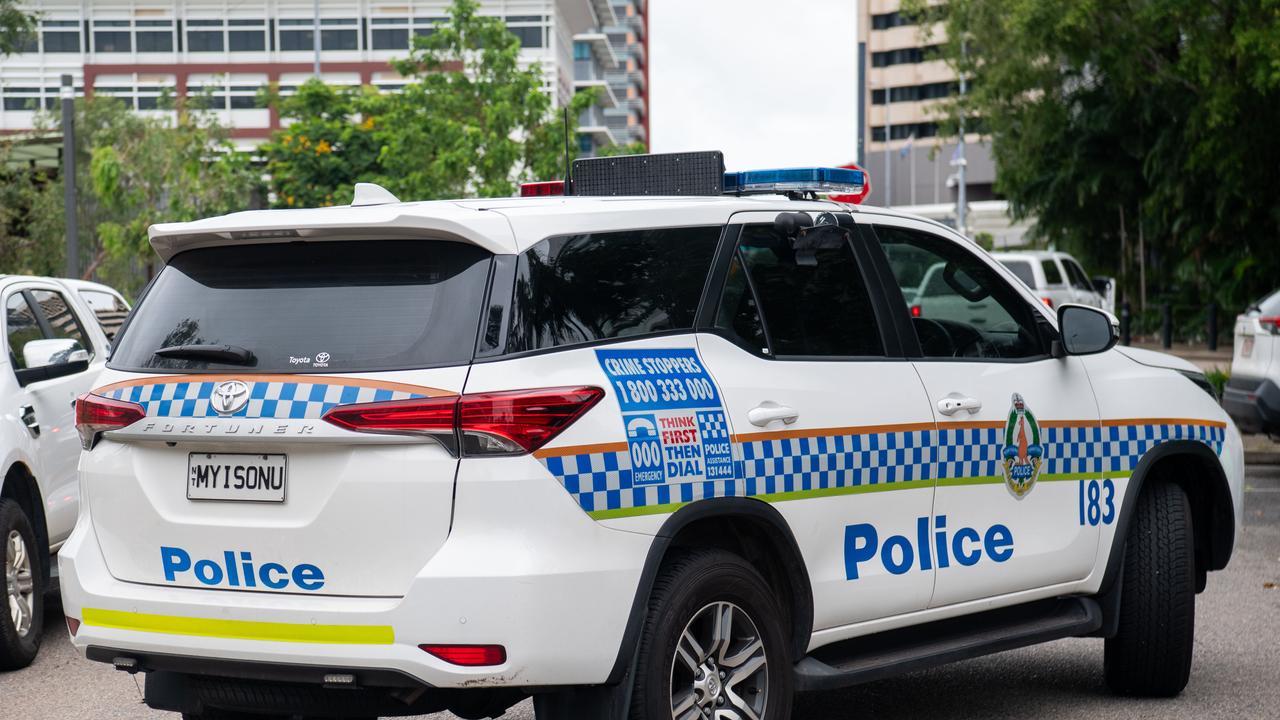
[{"left": 595, "top": 348, "right": 736, "bottom": 486}]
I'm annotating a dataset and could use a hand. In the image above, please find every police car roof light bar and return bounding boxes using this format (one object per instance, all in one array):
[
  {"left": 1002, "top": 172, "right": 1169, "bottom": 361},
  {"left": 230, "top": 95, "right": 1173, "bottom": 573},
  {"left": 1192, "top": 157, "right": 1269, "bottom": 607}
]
[
  {"left": 722, "top": 167, "right": 867, "bottom": 198},
  {"left": 520, "top": 180, "right": 566, "bottom": 197}
]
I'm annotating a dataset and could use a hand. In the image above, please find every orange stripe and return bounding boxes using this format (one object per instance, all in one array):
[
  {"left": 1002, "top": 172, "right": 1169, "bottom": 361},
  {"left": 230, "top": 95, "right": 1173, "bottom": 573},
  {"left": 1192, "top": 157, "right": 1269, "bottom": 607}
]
[
  {"left": 534, "top": 441, "right": 629, "bottom": 459},
  {"left": 1041, "top": 419, "right": 1103, "bottom": 429},
  {"left": 935, "top": 420, "right": 1004, "bottom": 430},
  {"left": 1102, "top": 417, "right": 1227, "bottom": 429},
  {"left": 732, "top": 421, "right": 937, "bottom": 444},
  {"left": 93, "top": 374, "right": 456, "bottom": 398}
]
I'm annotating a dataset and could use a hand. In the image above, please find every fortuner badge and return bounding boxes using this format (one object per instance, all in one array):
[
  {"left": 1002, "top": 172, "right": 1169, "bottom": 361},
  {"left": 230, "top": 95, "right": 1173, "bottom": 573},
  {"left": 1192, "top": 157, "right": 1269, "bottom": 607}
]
[{"left": 1001, "top": 393, "right": 1044, "bottom": 498}]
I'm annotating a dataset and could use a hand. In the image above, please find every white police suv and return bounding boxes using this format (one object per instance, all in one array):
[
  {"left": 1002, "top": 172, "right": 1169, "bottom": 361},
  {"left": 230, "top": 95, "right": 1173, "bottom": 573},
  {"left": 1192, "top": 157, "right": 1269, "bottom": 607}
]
[{"left": 62, "top": 154, "right": 1244, "bottom": 720}]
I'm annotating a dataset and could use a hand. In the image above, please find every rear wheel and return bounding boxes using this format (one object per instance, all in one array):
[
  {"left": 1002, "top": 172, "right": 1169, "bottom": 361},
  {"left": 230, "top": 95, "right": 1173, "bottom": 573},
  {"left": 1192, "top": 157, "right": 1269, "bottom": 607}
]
[
  {"left": 1104, "top": 481, "right": 1196, "bottom": 696},
  {"left": 0, "top": 498, "right": 43, "bottom": 670},
  {"left": 632, "top": 549, "right": 792, "bottom": 720}
]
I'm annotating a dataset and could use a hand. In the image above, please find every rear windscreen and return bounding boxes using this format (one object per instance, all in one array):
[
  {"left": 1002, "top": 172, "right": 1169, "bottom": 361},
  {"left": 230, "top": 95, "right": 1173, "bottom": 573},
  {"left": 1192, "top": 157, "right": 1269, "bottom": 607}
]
[
  {"left": 999, "top": 260, "right": 1036, "bottom": 287},
  {"left": 110, "top": 240, "right": 492, "bottom": 373}
]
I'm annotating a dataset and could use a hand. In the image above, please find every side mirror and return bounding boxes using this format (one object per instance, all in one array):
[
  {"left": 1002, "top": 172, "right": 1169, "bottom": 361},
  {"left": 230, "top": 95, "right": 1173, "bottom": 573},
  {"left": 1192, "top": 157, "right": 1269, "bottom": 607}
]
[
  {"left": 1055, "top": 304, "right": 1119, "bottom": 357},
  {"left": 22, "top": 338, "right": 86, "bottom": 369}
]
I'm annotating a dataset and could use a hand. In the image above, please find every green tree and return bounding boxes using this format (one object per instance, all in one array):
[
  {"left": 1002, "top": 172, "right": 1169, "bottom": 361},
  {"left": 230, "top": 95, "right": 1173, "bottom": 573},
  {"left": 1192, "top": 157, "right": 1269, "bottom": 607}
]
[
  {"left": 260, "top": 0, "right": 593, "bottom": 206},
  {"left": 908, "top": 0, "right": 1280, "bottom": 313},
  {"left": 0, "top": 97, "right": 259, "bottom": 295},
  {"left": 0, "top": 0, "right": 36, "bottom": 56},
  {"left": 598, "top": 141, "right": 648, "bottom": 157}
]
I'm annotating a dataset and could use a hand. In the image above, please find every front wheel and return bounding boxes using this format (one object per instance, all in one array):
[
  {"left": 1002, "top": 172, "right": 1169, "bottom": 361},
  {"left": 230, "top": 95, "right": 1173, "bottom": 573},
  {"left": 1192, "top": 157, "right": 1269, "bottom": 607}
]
[
  {"left": 1104, "top": 481, "right": 1196, "bottom": 696},
  {"left": 632, "top": 549, "right": 792, "bottom": 720},
  {"left": 0, "top": 498, "right": 44, "bottom": 670}
]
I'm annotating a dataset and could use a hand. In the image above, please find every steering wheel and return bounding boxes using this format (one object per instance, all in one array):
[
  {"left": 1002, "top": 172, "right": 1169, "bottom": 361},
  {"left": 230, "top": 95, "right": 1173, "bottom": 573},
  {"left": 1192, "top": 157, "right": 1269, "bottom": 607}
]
[
  {"left": 911, "top": 318, "right": 954, "bottom": 357},
  {"left": 949, "top": 323, "right": 1000, "bottom": 358}
]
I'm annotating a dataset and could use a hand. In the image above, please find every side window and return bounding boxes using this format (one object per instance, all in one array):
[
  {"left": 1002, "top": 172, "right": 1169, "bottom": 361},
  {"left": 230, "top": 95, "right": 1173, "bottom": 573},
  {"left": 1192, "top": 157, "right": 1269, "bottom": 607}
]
[
  {"left": 1041, "top": 259, "right": 1064, "bottom": 285},
  {"left": 5, "top": 294, "right": 43, "bottom": 370},
  {"left": 1064, "top": 259, "right": 1093, "bottom": 291},
  {"left": 29, "top": 289, "right": 91, "bottom": 356},
  {"left": 999, "top": 260, "right": 1036, "bottom": 288},
  {"left": 715, "top": 222, "right": 884, "bottom": 358},
  {"left": 78, "top": 290, "right": 130, "bottom": 340},
  {"left": 508, "top": 226, "right": 721, "bottom": 351},
  {"left": 875, "top": 225, "right": 1047, "bottom": 360}
]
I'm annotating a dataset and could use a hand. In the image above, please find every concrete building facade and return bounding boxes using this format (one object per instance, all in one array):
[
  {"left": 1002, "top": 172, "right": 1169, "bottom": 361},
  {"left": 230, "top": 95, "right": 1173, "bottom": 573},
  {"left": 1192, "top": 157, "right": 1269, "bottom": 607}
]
[{"left": 1, "top": 0, "right": 623, "bottom": 154}]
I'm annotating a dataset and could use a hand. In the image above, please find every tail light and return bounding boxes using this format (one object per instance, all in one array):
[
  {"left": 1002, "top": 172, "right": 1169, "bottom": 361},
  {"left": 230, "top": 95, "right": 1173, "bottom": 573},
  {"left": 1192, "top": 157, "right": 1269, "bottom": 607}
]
[
  {"left": 419, "top": 644, "right": 506, "bottom": 666},
  {"left": 322, "top": 386, "right": 603, "bottom": 456},
  {"left": 910, "top": 305, "right": 922, "bottom": 318},
  {"left": 1041, "top": 297, "right": 1054, "bottom": 308},
  {"left": 1259, "top": 316, "right": 1280, "bottom": 334},
  {"left": 75, "top": 394, "right": 146, "bottom": 450}
]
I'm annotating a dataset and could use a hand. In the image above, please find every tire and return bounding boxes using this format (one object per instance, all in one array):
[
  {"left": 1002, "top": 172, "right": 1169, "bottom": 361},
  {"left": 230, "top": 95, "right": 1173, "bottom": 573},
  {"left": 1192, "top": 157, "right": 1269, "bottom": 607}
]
[
  {"left": 0, "top": 498, "right": 44, "bottom": 670},
  {"left": 1104, "top": 481, "right": 1196, "bottom": 696},
  {"left": 631, "top": 548, "right": 792, "bottom": 720}
]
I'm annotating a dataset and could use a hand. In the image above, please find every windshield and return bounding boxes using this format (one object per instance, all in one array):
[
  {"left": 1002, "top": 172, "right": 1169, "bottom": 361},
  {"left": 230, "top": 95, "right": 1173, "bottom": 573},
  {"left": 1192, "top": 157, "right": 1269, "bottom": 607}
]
[{"left": 110, "top": 240, "right": 492, "bottom": 373}]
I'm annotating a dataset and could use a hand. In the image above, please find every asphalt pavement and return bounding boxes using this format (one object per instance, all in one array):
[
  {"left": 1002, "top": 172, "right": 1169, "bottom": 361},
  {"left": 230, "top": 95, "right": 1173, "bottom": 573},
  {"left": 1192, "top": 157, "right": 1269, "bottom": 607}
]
[{"left": 5, "top": 465, "right": 1278, "bottom": 720}]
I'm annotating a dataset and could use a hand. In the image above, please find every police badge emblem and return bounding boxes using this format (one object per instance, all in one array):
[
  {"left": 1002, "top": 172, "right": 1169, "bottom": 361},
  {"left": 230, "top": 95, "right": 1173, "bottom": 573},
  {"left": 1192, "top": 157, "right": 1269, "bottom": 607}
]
[{"left": 1001, "top": 393, "right": 1045, "bottom": 498}]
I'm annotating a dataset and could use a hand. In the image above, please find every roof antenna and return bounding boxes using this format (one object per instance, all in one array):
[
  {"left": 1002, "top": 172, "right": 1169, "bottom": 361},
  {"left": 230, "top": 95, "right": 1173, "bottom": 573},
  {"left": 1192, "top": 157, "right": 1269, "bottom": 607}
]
[{"left": 562, "top": 107, "right": 573, "bottom": 196}]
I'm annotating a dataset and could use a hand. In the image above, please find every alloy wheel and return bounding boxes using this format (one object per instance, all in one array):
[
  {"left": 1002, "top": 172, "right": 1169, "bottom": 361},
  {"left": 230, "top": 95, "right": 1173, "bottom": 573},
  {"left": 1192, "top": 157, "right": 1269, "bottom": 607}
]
[{"left": 669, "top": 601, "right": 769, "bottom": 720}]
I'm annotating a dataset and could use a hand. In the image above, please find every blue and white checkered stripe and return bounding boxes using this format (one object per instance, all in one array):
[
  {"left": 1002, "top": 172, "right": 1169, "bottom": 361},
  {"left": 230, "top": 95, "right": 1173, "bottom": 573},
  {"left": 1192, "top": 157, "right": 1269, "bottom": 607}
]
[
  {"left": 541, "top": 421, "right": 1226, "bottom": 515},
  {"left": 102, "top": 381, "right": 426, "bottom": 420}
]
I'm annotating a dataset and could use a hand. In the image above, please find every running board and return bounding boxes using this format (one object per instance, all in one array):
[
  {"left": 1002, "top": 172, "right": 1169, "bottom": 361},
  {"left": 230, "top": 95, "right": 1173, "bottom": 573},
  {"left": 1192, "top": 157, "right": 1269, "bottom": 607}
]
[{"left": 794, "top": 597, "right": 1101, "bottom": 692}]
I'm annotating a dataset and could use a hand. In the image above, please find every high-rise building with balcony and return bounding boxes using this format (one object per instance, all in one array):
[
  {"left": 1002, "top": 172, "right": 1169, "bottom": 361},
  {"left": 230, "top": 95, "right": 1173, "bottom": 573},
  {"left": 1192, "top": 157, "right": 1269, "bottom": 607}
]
[
  {"left": 860, "top": 0, "right": 1028, "bottom": 244},
  {"left": 1, "top": 0, "right": 616, "bottom": 152}
]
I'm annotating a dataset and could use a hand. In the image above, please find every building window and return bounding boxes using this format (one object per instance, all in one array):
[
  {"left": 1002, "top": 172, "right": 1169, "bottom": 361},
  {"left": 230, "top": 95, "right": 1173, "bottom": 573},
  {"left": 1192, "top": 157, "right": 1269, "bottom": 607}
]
[
  {"left": 187, "top": 19, "right": 224, "bottom": 51},
  {"left": 279, "top": 19, "right": 314, "bottom": 51},
  {"left": 93, "top": 21, "right": 132, "bottom": 53},
  {"left": 574, "top": 41, "right": 591, "bottom": 60},
  {"left": 371, "top": 18, "right": 410, "bottom": 49},
  {"left": 506, "top": 15, "right": 545, "bottom": 48},
  {"left": 871, "top": 122, "right": 940, "bottom": 142},
  {"left": 229, "top": 19, "right": 266, "bottom": 51},
  {"left": 872, "top": 81, "right": 958, "bottom": 105},
  {"left": 136, "top": 20, "right": 174, "bottom": 52},
  {"left": 321, "top": 18, "right": 359, "bottom": 50},
  {"left": 871, "top": 11, "right": 914, "bottom": 30},
  {"left": 2, "top": 88, "right": 41, "bottom": 111},
  {"left": 871, "top": 45, "right": 939, "bottom": 68},
  {"left": 42, "top": 20, "right": 80, "bottom": 53}
]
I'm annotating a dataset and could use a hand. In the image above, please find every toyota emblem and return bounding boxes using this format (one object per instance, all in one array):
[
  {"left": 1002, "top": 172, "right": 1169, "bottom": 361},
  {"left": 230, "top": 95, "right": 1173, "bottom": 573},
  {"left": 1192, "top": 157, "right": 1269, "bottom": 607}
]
[{"left": 212, "top": 380, "right": 251, "bottom": 416}]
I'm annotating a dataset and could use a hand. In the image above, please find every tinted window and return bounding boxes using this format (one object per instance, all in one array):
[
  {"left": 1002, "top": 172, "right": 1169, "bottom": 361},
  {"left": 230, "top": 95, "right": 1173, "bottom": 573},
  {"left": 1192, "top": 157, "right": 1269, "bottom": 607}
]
[
  {"left": 508, "top": 227, "right": 721, "bottom": 351},
  {"left": 1041, "top": 259, "right": 1063, "bottom": 284},
  {"left": 723, "top": 223, "right": 883, "bottom": 358},
  {"left": 714, "top": 253, "right": 768, "bottom": 354},
  {"left": 999, "top": 260, "right": 1036, "bottom": 288},
  {"left": 5, "top": 294, "right": 43, "bottom": 370},
  {"left": 876, "top": 226, "right": 1045, "bottom": 359},
  {"left": 229, "top": 30, "right": 266, "bottom": 51},
  {"left": 79, "top": 290, "right": 130, "bottom": 341},
  {"left": 111, "top": 241, "right": 491, "bottom": 372},
  {"left": 372, "top": 28, "right": 408, "bottom": 49},
  {"left": 93, "top": 31, "right": 131, "bottom": 52},
  {"left": 1064, "top": 258, "right": 1092, "bottom": 290},
  {"left": 136, "top": 31, "right": 173, "bottom": 51},
  {"left": 43, "top": 31, "right": 81, "bottom": 52},
  {"left": 187, "top": 30, "right": 223, "bottom": 51},
  {"left": 30, "top": 289, "right": 89, "bottom": 349}
]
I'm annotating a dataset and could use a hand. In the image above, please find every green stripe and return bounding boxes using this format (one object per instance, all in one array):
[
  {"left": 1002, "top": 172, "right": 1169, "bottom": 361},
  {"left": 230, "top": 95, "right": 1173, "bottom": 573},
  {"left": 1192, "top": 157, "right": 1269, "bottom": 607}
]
[{"left": 587, "top": 473, "right": 1136, "bottom": 521}]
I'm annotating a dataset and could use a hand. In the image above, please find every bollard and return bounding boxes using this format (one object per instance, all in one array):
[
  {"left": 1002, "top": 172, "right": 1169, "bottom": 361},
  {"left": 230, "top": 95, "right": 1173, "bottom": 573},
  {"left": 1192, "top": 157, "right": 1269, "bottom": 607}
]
[
  {"left": 1207, "top": 302, "right": 1218, "bottom": 351},
  {"left": 1120, "top": 301, "right": 1131, "bottom": 346},
  {"left": 1162, "top": 303, "right": 1173, "bottom": 349}
]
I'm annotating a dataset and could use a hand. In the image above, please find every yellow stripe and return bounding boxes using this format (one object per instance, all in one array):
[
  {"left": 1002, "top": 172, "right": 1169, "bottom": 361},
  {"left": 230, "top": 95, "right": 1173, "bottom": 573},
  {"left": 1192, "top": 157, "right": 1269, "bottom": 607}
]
[{"left": 81, "top": 608, "right": 394, "bottom": 645}]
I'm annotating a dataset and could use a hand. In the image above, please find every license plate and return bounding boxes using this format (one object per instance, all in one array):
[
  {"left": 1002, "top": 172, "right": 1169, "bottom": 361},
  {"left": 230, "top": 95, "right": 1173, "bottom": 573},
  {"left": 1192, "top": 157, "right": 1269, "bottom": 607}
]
[
  {"left": 1242, "top": 336, "right": 1254, "bottom": 357},
  {"left": 187, "top": 453, "right": 287, "bottom": 503}
]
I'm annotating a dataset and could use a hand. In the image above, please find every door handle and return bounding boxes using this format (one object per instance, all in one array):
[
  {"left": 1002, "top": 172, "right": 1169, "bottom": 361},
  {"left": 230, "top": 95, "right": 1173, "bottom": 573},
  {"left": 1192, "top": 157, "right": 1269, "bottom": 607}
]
[
  {"left": 937, "top": 395, "right": 982, "bottom": 416},
  {"left": 19, "top": 405, "right": 39, "bottom": 438},
  {"left": 748, "top": 402, "right": 799, "bottom": 427}
]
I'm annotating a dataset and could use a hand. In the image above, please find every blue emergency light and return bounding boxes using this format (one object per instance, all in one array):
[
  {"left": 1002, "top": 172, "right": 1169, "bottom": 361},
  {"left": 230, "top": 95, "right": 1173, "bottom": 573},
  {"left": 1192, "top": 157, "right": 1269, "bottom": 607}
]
[
  {"left": 536, "top": 152, "right": 871, "bottom": 202},
  {"left": 722, "top": 167, "right": 867, "bottom": 196}
]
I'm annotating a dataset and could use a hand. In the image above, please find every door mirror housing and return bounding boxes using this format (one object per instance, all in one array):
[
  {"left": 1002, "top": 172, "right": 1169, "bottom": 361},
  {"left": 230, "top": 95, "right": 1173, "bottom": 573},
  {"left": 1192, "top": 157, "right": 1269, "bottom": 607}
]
[
  {"left": 15, "top": 338, "right": 91, "bottom": 386},
  {"left": 1055, "top": 304, "right": 1119, "bottom": 357}
]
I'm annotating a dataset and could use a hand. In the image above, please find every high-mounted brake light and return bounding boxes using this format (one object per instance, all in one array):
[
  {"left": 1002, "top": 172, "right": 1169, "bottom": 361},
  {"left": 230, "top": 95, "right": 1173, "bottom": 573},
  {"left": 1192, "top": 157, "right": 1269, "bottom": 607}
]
[
  {"left": 519, "top": 180, "right": 565, "bottom": 197},
  {"left": 419, "top": 644, "right": 506, "bottom": 666},
  {"left": 322, "top": 386, "right": 603, "bottom": 456},
  {"left": 75, "top": 394, "right": 146, "bottom": 450},
  {"left": 1041, "top": 297, "right": 1054, "bottom": 308}
]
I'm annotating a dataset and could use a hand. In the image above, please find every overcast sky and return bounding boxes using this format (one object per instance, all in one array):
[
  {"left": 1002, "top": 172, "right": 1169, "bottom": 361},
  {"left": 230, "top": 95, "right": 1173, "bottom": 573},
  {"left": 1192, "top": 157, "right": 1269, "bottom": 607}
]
[{"left": 648, "top": 0, "right": 858, "bottom": 171}]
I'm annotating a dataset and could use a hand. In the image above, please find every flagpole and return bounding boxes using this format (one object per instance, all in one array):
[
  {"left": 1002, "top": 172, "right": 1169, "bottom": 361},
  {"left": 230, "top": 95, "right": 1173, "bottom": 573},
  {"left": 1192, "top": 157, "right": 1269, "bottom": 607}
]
[{"left": 884, "top": 95, "right": 892, "bottom": 207}]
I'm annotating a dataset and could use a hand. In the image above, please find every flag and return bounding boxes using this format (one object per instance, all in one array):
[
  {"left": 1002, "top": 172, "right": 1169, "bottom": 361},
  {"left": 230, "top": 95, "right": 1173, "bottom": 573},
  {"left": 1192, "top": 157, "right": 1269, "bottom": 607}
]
[{"left": 899, "top": 134, "right": 914, "bottom": 158}]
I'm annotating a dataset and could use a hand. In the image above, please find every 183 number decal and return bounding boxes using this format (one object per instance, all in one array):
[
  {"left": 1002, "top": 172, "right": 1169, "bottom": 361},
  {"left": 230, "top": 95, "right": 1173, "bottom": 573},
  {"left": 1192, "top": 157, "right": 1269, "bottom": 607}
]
[{"left": 1078, "top": 478, "right": 1116, "bottom": 526}]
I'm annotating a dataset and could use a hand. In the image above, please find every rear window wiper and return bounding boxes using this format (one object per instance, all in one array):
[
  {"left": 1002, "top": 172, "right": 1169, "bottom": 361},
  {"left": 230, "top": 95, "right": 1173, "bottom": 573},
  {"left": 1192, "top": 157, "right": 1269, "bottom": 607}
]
[{"left": 154, "top": 344, "right": 256, "bottom": 364}]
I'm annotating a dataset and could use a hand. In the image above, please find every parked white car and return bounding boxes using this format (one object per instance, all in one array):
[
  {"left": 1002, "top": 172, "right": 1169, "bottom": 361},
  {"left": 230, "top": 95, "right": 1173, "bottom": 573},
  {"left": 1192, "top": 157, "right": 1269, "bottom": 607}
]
[
  {"left": 991, "top": 250, "right": 1110, "bottom": 312},
  {"left": 58, "top": 279, "right": 131, "bottom": 342},
  {"left": 1, "top": 275, "right": 113, "bottom": 668},
  {"left": 1224, "top": 289, "right": 1280, "bottom": 437}
]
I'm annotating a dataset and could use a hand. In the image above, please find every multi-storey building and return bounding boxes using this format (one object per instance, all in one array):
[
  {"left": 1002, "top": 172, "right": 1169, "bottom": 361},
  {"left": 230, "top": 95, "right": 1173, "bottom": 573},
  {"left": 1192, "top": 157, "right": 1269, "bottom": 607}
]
[
  {"left": 860, "top": 0, "right": 1027, "bottom": 245},
  {"left": 601, "top": 0, "right": 645, "bottom": 148},
  {"left": 1, "top": 0, "right": 619, "bottom": 154}
]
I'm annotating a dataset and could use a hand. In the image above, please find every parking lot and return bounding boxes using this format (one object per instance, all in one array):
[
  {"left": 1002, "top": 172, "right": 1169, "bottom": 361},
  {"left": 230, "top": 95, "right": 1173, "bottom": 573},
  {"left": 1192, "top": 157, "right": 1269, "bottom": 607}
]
[{"left": 4, "top": 464, "right": 1277, "bottom": 720}]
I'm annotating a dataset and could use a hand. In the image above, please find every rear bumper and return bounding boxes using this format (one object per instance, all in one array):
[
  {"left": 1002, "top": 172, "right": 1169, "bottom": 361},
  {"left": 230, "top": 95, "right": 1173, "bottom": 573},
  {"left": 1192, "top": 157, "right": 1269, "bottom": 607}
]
[
  {"left": 1223, "top": 375, "right": 1280, "bottom": 435},
  {"left": 58, "top": 457, "right": 654, "bottom": 689}
]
